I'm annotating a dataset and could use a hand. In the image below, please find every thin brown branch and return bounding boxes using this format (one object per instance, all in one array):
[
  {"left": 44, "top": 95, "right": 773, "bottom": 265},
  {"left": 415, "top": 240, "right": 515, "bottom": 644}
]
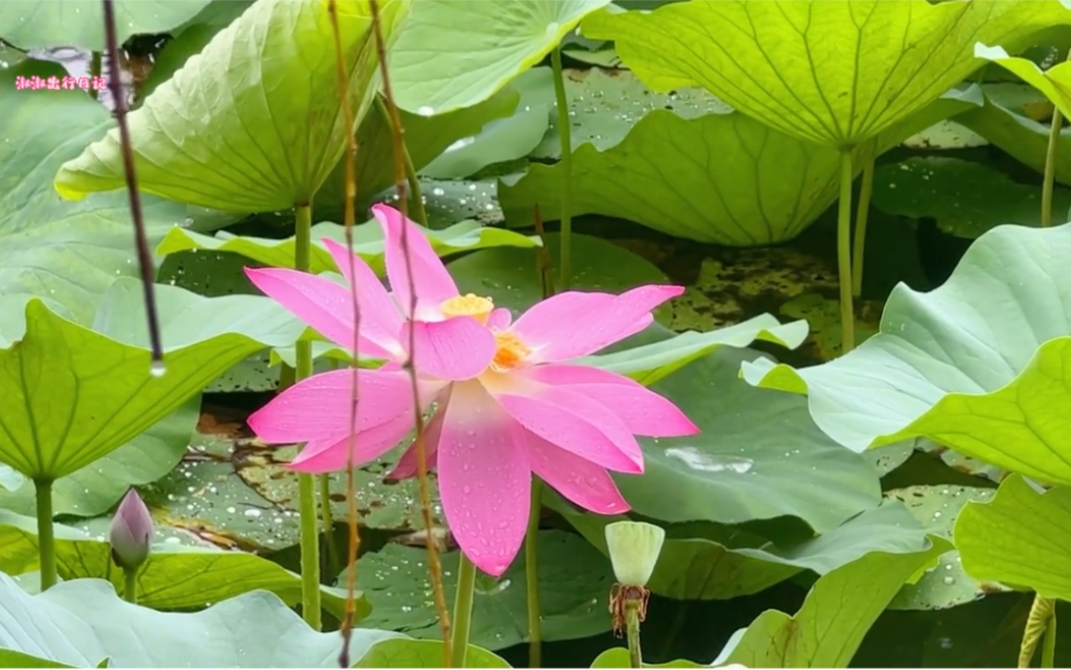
[
  {"left": 326, "top": 1, "right": 366, "bottom": 667},
  {"left": 101, "top": 0, "right": 164, "bottom": 371},
  {"left": 368, "top": 0, "right": 453, "bottom": 665}
]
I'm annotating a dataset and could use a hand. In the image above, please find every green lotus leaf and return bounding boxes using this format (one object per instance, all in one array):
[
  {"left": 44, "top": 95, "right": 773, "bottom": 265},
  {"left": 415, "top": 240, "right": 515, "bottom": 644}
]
[
  {"left": 155, "top": 219, "right": 539, "bottom": 274},
  {"left": 0, "top": 0, "right": 211, "bottom": 51},
  {"left": 582, "top": 0, "right": 1070, "bottom": 146},
  {"left": 389, "top": 0, "right": 611, "bottom": 113},
  {"left": 955, "top": 84, "right": 1071, "bottom": 187},
  {"left": 0, "top": 511, "right": 364, "bottom": 619},
  {"left": 355, "top": 640, "right": 510, "bottom": 669},
  {"left": 721, "top": 542, "right": 949, "bottom": 668},
  {"left": 590, "top": 650, "right": 703, "bottom": 668},
  {"left": 53, "top": 0, "right": 411, "bottom": 211},
  {"left": 0, "top": 280, "right": 303, "bottom": 479},
  {"left": 956, "top": 474, "right": 1071, "bottom": 601},
  {"left": 743, "top": 222, "right": 1071, "bottom": 487},
  {"left": 499, "top": 68, "right": 982, "bottom": 244},
  {"left": 976, "top": 43, "right": 1071, "bottom": 120},
  {"left": 0, "top": 572, "right": 396, "bottom": 667}
]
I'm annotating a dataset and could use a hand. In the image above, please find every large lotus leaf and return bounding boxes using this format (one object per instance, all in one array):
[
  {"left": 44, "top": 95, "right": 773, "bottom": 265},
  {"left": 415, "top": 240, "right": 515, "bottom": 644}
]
[
  {"left": 720, "top": 543, "right": 949, "bottom": 668},
  {"left": 500, "top": 69, "right": 983, "bottom": 244},
  {"left": 870, "top": 156, "right": 1071, "bottom": 239},
  {"left": 0, "top": 280, "right": 304, "bottom": 479},
  {"left": 0, "top": 60, "right": 204, "bottom": 328},
  {"left": 0, "top": 572, "right": 397, "bottom": 668},
  {"left": 0, "top": 0, "right": 211, "bottom": 51},
  {"left": 602, "top": 345, "right": 882, "bottom": 534},
  {"left": 0, "top": 649, "right": 82, "bottom": 669},
  {"left": 956, "top": 84, "right": 1071, "bottom": 187},
  {"left": 155, "top": 219, "right": 538, "bottom": 274},
  {"left": 0, "top": 511, "right": 364, "bottom": 619},
  {"left": 581, "top": 0, "right": 1069, "bottom": 146},
  {"left": 742, "top": 223, "right": 1071, "bottom": 487},
  {"left": 53, "top": 0, "right": 411, "bottom": 212},
  {"left": 956, "top": 474, "right": 1071, "bottom": 601},
  {"left": 553, "top": 492, "right": 938, "bottom": 600},
  {"left": 353, "top": 531, "right": 614, "bottom": 650},
  {"left": 977, "top": 43, "right": 1071, "bottom": 122},
  {"left": 0, "top": 398, "right": 198, "bottom": 518},
  {"left": 389, "top": 0, "right": 610, "bottom": 113},
  {"left": 355, "top": 640, "right": 510, "bottom": 669}
]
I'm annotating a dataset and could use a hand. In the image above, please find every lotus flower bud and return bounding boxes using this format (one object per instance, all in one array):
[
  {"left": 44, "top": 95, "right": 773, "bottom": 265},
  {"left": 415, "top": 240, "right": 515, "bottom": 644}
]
[
  {"left": 109, "top": 489, "right": 153, "bottom": 570},
  {"left": 605, "top": 520, "right": 665, "bottom": 587}
]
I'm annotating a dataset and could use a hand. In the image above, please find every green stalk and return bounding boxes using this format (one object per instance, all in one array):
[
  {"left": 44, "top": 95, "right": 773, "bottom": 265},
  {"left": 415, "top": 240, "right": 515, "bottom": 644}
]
[
  {"left": 1042, "top": 611, "right": 1058, "bottom": 668},
  {"left": 626, "top": 599, "right": 643, "bottom": 669},
  {"left": 122, "top": 568, "right": 138, "bottom": 604},
  {"left": 294, "top": 202, "right": 322, "bottom": 630},
  {"left": 836, "top": 152, "right": 856, "bottom": 354},
  {"left": 550, "top": 47, "right": 574, "bottom": 290},
  {"left": 851, "top": 151, "right": 875, "bottom": 297},
  {"left": 34, "top": 478, "right": 56, "bottom": 591},
  {"left": 375, "top": 96, "right": 428, "bottom": 226},
  {"left": 1042, "top": 107, "right": 1064, "bottom": 227},
  {"left": 525, "top": 478, "right": 544, "bottom": 668},
  {"left": 450, "top": 554, "right": 478, "bottom": 668}
]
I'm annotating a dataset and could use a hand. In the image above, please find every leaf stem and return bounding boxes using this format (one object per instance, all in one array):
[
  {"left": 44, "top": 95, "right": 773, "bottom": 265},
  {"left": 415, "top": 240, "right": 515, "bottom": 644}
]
[
  {"left": 34, "top": 478, "right": 56, "bottom": 591},
  {"left": 375, "top": 96, "right": 428, "bottom": 226},
  {"left": 851, "top": 150, "right": 875, "bottom": 297},
  {"left": 1019, "top": 594, "right": 1056, "bottom": 667},
  {"left": 1043, "top": 107, "right": 1064, "bottom": 227},
  {"left": 836, "top": 151, "right": 856, "bottom": 354},
  {"left": 525, "top": 478, "right": 544, "bottom": 668},
  {"left": 122, "top": 567, "right": 138, "bottom": 604},
  {"left": 1042, "top": 610, "right": 1058, "bottom": 668},
  {"left": 294, "top": 202, "right": 322, "bottom": 630},
  {"left": 550, "top": 47, "right": 574, "bottom": 290},
  {"left": 626, "top": 598, "right": 643, "bottom": 669},
  {"left": 450, "top": 554, "right": 478, "bottom": 668}
]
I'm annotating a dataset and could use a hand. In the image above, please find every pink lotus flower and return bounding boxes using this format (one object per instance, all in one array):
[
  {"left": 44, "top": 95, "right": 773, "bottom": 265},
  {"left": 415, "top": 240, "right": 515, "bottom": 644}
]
[{"left": 244, "top": 205, "right": 699, "bottom": 576}]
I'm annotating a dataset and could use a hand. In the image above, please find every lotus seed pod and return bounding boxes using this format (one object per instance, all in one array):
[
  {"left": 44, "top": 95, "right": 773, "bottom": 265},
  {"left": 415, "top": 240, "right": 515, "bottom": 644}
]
[
  {"left": 605, "top": 520, "right": 665, "bottom": 587},
  {"left": 109, "top": 489, "right": 154, "bottom": 570}
]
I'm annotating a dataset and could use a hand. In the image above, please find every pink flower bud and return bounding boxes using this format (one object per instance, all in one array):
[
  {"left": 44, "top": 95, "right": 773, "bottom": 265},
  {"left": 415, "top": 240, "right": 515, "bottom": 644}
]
[{"left": 109, "top": 489, "right": 153, "bottom": 570}]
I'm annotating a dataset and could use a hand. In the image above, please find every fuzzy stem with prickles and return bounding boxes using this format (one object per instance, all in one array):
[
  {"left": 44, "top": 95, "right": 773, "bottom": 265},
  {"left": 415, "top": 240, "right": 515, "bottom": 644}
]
[
  {"left": 123, "top": 567, "right": 138, "bottom": 604},
  {"left": 1042, "top": 611, "right": 1058, "bottom": 668},
  {"left": 1043, "top": 109, "right": 1064, "bottom": 227},
  {"left": 526, "top": 478, "right": 544, "bottom": 667},
  {"left": 294, "top": 202, "right": 322, "bottom": 630},
  {"left": 851, "top": 152, "right": 875, "bottom": 297},
  {"left": 34, "top": 478, "right": 56, "bottom": 591},
  {"left": 375, "top": 96, "right": 428, "bottom": 226},
  {"left": 626, "top": 599, "right": 643, "bottom": 669},
  {"left": 836, "top": 151, "right": 856, "bottom": 354},
  {"left": 450, "top": 554, "right": 479, "bottom": 668},
  {"left": 1020, "top": 594, "right": 1056, "bottom": 667},
  {"left": 551, "top": 47, "right": 574, "bottom": 290}
]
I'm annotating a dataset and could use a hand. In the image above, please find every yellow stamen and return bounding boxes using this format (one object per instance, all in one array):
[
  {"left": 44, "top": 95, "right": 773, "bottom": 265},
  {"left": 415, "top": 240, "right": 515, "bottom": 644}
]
[
  {"left": 440, "top": 293, "right": 494, "bottom": 325},
  {"left": 492, "top": 331, "right": 531, "bottom": 371}
]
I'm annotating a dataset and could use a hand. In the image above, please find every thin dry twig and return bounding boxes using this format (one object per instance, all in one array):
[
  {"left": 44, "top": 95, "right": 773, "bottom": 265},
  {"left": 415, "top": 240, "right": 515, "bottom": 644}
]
[
  {"left": 368, "top": 0, "right": 453, "bottom": 664},
  {"left": 101, "top": 0, "right": 164, "bottom": 370},
  {"left": 325, "top": 2, "right": 366, "bottom": 667}
]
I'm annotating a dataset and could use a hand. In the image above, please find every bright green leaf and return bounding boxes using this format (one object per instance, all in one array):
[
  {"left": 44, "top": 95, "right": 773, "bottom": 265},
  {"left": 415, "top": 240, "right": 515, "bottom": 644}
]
[
  {"left": 589, "top": 649, "right": 703, "bottom": 668},
  {"left": 743, "top": 222, "right": 1071, "bottom": 487},
  {"left": 581, "top": 0, "right": 1069, "bottom": 146},
  {"left": 977, "top": 43, "right": 1071, "bottom": 120},
  {"left": 871, "top": 156, "right": 1071, "bottom": 238},
  {"left": 420, "top": 104, "right": 549, "bottom": 180},
  {"left": 0, "top": 572, "right": 396, "bottom": 667},
  {"left": 0, "top": 398, "right": 198, "bottom": 518},
  {"left": 723, "top": 542, "right": 949, "bottom": 668},
  {"left": 155, "top": 219, "right": 538, "bottom": 274},
  {"left": 0, "top": 649, "right": 79, "bottom": 669},
  {"left": 352, "top": 531, "right": 614, "bottom": 650},
  {"left": 0, "top": 281, "right": 303, "bottom": 479},
  {"left": 500, "top": 69, "right": 983, "bottom": 244},
  {"left": 956, "top": 474, "right": 1071, "bottom": 601},
  {"left": 0, "top": 512, "right": 364, "bottom": 620},
  {"left": 0, "top": 0, "right": 211, "bottom": 51},
  {"left": 54, "top": 0, "right": 411, "bottom": 211},
  {"left": 390, "top": 0, "right": 611, "bottom": 113},
  {"left": 355, "top": 639, "right": 510, "bottom": 668}
]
